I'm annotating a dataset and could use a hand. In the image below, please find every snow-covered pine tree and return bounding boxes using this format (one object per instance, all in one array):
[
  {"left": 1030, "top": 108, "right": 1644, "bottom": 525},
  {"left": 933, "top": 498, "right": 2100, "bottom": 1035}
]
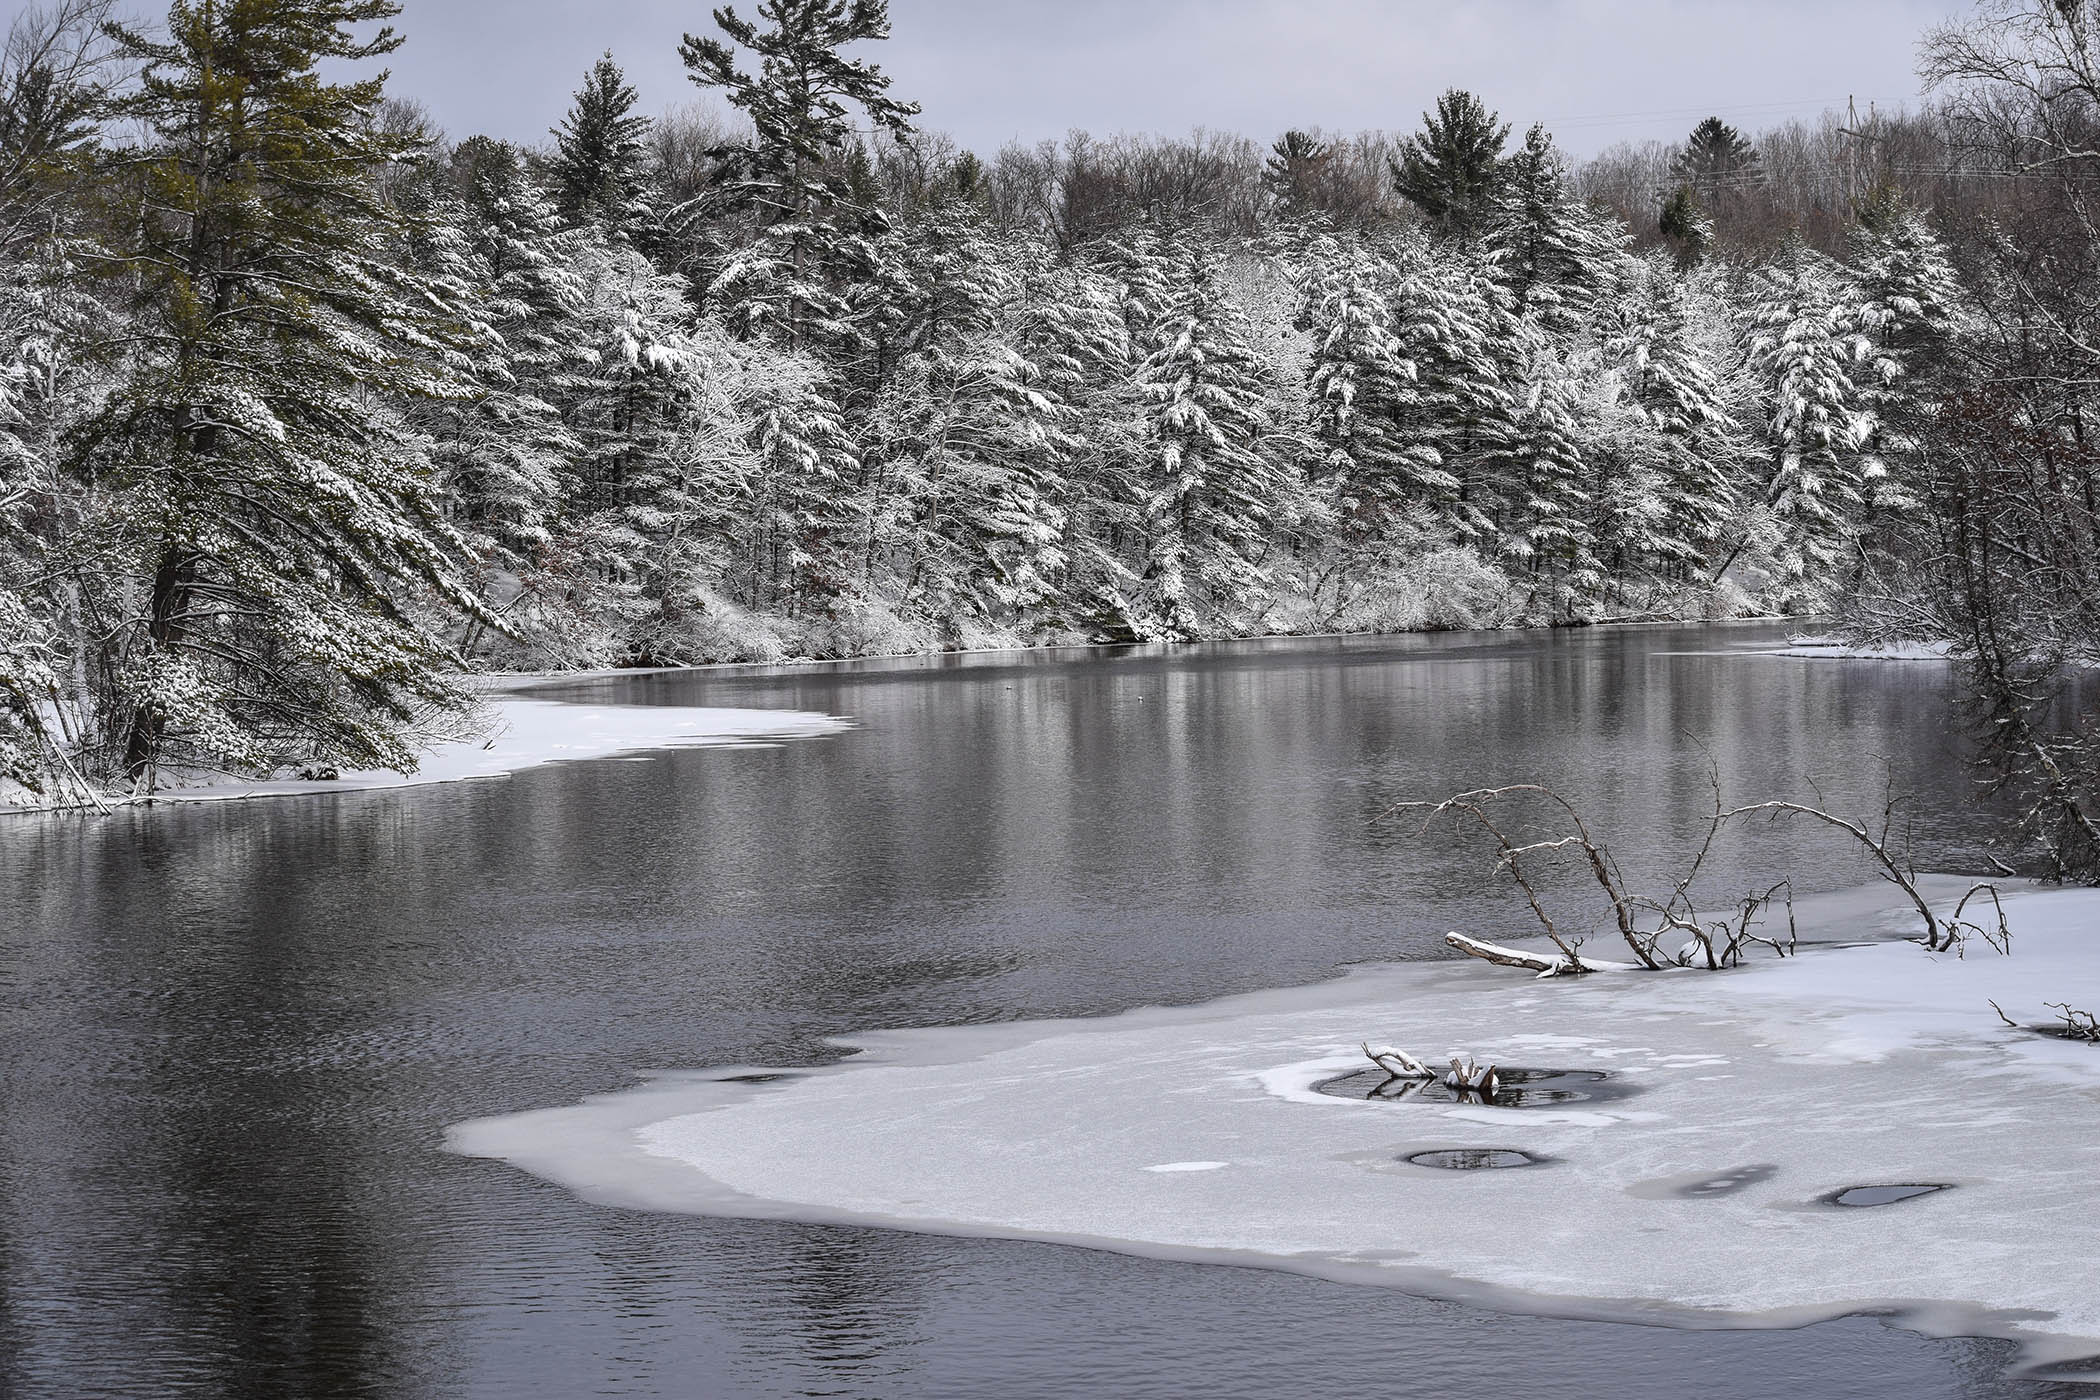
[
  {"left": 1132, "top": 250, "right": 1293, "bottom": 639},
  {"left": 1848, "top": 196, "right": 1965, "bottom": 513},
  {"left": 619, "top": 319, "right": 770, "bottom": 664},
  {"left": 1568, "top": 354, "right": 1686, "bottom": 599},
  {"left": 855, "top": 192, "right": 1074, "bottom": 632},
  {"left": 415, "top": 138, "right": 590, "bottom": 657},
  {"left": 556, "top": 239, "right": 707, "bottom": 651},
  {"left": 1487, "top": 124, "right": 1625, "bottom": 336},
  {"left": 1408, "top": 238, "right": 1521, "bottom": 541},
  {"left": 1089, "top": 216, "right": 1179, "bottom": 357},
  {"left": 873, "top": 327, "right": 1075, "bottom": 631},
  {"left": 1741, "top": 238, "right": 1875, "bottom": 603},
  {"left": 680, "top": 0, "right": 920, "bottom": 355},
  {"left": 1301, "top": 233, "right": 1456, "bottom": 534},
  {"left": 1473, "top": 331, "right": 1607, "bottom": 621},
  {"left": 0, "top": 242, "right": 85, "bottom": 794},
  {"left": 1609, "top": 253, "right": 1749, "bottom": 574},
  {"left": 735, "top": 345, "right": 861, "bottom": 615},
  {"left": 549, "top": 52, "right": 659, "bottom": 242},
  {"left": 84, "top": 0, "right": 490, "bottom": 788},
  {"left": 1008, "top": 252, "right": 1143, "bottom": 638}
]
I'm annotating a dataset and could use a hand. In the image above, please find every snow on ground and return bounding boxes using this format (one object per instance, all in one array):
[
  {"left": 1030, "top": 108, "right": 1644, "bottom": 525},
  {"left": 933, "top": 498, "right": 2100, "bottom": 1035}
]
[
  {"left": 121, "top": 699, "right": 849, "bottom": 805},
  {"left": 451, "top": 880, "right": 2100, "bottom": 1377}
]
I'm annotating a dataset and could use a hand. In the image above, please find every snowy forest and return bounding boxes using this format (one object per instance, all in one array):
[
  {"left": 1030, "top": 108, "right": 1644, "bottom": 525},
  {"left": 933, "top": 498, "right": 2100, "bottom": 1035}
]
[{"left": 2, "top": 0, "right": 2098, "bottom": 821}]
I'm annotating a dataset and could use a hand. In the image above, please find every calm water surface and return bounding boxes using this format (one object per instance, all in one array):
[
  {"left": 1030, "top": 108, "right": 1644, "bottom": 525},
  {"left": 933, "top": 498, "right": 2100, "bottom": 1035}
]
[{"left": 1, "top": 624, "right": 2086, "bottom": 1399}]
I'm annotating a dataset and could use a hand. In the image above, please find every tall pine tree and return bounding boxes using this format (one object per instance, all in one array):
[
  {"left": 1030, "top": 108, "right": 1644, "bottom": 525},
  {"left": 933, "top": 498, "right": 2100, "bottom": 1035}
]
[
  {"left": 1133, "top": 251, "right": 1292, "bottom": 639},
  {"left": 85, "top": 0, "right": 486, "bottom": 786},
  {"left": 680, "top": 0, "right": 919, "bottom": 353},
  {"left": 1392, "top": 90, "right": 1508, "bottom": 241},
  {"left": 549, "top": 51, "right": 657, "bottom": 240}
]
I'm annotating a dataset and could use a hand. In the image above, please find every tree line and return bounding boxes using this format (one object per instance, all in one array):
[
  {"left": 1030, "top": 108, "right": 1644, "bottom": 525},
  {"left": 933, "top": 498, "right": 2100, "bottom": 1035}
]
[{"left": 0, "top": 0, "right": 2092, "bottom": 854}]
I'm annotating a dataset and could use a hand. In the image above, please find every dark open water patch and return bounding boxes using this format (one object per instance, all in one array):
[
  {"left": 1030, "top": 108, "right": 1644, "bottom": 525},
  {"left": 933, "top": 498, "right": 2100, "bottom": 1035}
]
[
  {"left": 1405, "top": 1148, "right": 1555, "bottom": 1171},
  {"left": 714, "top": 1072, "right": 801, "bottom": 1084},
  {"left": 1675, "top": 1165, "right": 1780, "bottom": 1199},
  {"left": 1318, "top": 1065, "right": 1634, "bottom": 1108},
  {"left": 1821, "top": 1184, "right": 1953, "bottom": 1208}
]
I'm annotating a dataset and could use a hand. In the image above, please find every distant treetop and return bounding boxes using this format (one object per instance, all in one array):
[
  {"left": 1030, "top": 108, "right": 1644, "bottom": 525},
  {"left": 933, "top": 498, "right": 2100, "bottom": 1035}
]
[
  {"left": 1392, "top": 89, "right": 1510, "bottom": 241},
  {"left": 1672, "top": 117, "right": 1765, "bottom": 200}
]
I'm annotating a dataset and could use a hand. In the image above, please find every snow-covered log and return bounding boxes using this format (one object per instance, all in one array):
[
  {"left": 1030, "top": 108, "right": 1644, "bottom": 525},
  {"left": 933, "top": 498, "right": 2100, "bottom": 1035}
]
[
  {"left": 1445, "top": 931, "right": 1588, "bottom": 976},
  {"left": 1360, "top": 1042, "right": 1433, "bottom": 1079}
]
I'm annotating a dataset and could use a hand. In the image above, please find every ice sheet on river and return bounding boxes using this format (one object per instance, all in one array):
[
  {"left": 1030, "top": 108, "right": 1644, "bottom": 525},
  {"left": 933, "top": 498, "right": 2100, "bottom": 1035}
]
[
  {"left": 146, "top": 699, "right": 849, "bottom": 804},
  {"left": 451, "top": 882, "right": 2100, "bottom": 1376}
]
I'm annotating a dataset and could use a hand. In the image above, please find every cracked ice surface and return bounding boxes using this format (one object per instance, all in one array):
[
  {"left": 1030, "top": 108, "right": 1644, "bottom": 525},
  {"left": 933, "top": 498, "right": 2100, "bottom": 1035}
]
[{"left": 450, "top": 881, "right": 2100, "bottom": 1376}]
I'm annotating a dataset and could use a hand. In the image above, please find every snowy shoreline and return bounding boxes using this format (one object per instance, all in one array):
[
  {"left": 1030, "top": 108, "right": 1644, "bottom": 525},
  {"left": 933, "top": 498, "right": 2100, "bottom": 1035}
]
[
  {"left": 451, "top": 878, "right": 2100, "bottom": 1379},
  {"left": 2, "top": 697, "right": 850, "bottom": 813},
  {"left": 465, "top": 613, "right": 1818, "bottom": 691}
]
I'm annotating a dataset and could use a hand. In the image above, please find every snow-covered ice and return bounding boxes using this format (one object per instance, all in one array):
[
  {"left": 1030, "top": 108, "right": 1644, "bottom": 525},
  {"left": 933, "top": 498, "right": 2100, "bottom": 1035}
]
[
  {"left": 1764, "top": 636, "right": 1955, "bottom": 661},
  {"left": 132, "top": 699, "right": 849, "bottom": 805},
  {"left": 450, "top": 881, "right": 2100, "bottom": 1377}
]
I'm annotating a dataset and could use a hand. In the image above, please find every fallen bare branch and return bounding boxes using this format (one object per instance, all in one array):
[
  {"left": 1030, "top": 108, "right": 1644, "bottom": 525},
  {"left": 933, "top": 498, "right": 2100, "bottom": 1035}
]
[
  {"left": 1361, "top": 1042, "right": 1433, "bottom": 1080},
  {"left": 1445, "top": 931, "right": 1588, "bottom": 976}
]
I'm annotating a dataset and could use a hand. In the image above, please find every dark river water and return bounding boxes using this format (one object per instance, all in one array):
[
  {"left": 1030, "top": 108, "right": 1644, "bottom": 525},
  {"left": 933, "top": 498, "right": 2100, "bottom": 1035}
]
[{"left": 2, "top": 623, "right": 2088, "bottom": 1400}]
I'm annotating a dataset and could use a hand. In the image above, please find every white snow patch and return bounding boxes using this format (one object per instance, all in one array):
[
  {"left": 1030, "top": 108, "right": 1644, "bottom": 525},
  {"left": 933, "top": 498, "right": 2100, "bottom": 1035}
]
[
  {"left": 452, "top": 882, "right": 2100, "bottom": 1377},
  {"left": 142, "top": 699, "right": 849, "bottom": 805},
  {"left": 1142, "top": 1161, "right": 1230, "bottom": 1173},
  {"left": 1761, "top": 637, "right": 1954, "bottom": 661}
]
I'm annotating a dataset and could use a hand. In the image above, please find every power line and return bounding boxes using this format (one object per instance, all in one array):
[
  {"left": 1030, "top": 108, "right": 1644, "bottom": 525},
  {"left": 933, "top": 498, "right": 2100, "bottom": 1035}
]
[{"left": 1544, "top": 95, "right": 1912, "bottom": 133}]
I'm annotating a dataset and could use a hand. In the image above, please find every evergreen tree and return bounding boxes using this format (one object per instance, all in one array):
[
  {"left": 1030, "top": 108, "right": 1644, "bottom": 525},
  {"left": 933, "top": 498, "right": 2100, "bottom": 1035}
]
[
  {"left": 0, "top": 243, "right": 84, "bottom": 794},
  {"left": 1263, "top": 129, "right": 1334, "bottom": 219},
  {"left": 1302, "top": 234, "right": 1457, "bottom": 532},
  {"left": 1010, "top": 252, "right": 1143, "bottom": 636},
  {"left": 565, "top": 241, "right": 705, "bottom": 585},
  {"left": 1609, "top": 254, "right": 1747, "bottom": 567},
  {"left": 549, "top": 51, "right": 656, "bottom": 239},
  {"left": 1133, "top": 251, "right": 1291, "bottom": 638},
  {"left": 1413, "top": 244, "right": 1521, "bottom": 539},
  {"left": 619, "top": 320, "right": 768, "bottom": 664},
  {"left": 856, "top": 195, "right": 1074, "bottom": 627},
  {"left": 1091, "top": 217, "right": 1179, "bottom": 352},
  {"left": 1848, "top": 197, "right": 1964, "bottom": 510},
  {"left": 1672, "top": 117, "right": 1764, "bottom": 211},
  {"left": 421, "top": 138, "right": 588, "bottom": 653},
  {"left": 85, "top": 0, "right": 487, "bottom": 786},
  {"left": 1482, "top": 342, "right": 1606, "bottom": 620},
  {"left": 1741, "top": 239, "right": 1873, "bottom": 599},
  {"left": 1487, "top": 123, "right": 1624, "bottom": 333},
  {"left": 737, "top": 350, "right": 861, "bottom": 612},
  {"left": 1574, "top": 357, "right": 1688, "bottom": 593},
  {"left": 1658, "top": 183, "right": 1712, "bottom": 266},
  {"left": 1392, "top": 89, "right": 1509, "bottom": 241},
  {"left": 681, "top": 0, "right": 920, "bottom": 353}
]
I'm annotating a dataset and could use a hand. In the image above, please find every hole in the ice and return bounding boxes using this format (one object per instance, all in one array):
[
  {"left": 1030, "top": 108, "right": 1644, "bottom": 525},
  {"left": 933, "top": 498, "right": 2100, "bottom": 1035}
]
[
  {"left": 1316, "top": 1066, "right": 1634, "bottom": 1108},
  {"left": 1404, "top": 1148, "right": 1553, "bottom": 1171},
  {"left": 1675, "top": 1164, "right": 1779, "bottom": 1198},
  {"left": 714, "top": 1072, "right": 801, "bottom": 1084},
  {"left": 1820, "top": 1183, "right": 1951, "bottom": 1208}
]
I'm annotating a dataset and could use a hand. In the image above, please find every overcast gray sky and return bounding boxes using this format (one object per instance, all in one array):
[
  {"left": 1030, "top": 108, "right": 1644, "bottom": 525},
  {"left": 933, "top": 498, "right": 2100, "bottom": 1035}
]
[{"left": 40, "top": 0, "right": 1976, "bottom": 156}]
